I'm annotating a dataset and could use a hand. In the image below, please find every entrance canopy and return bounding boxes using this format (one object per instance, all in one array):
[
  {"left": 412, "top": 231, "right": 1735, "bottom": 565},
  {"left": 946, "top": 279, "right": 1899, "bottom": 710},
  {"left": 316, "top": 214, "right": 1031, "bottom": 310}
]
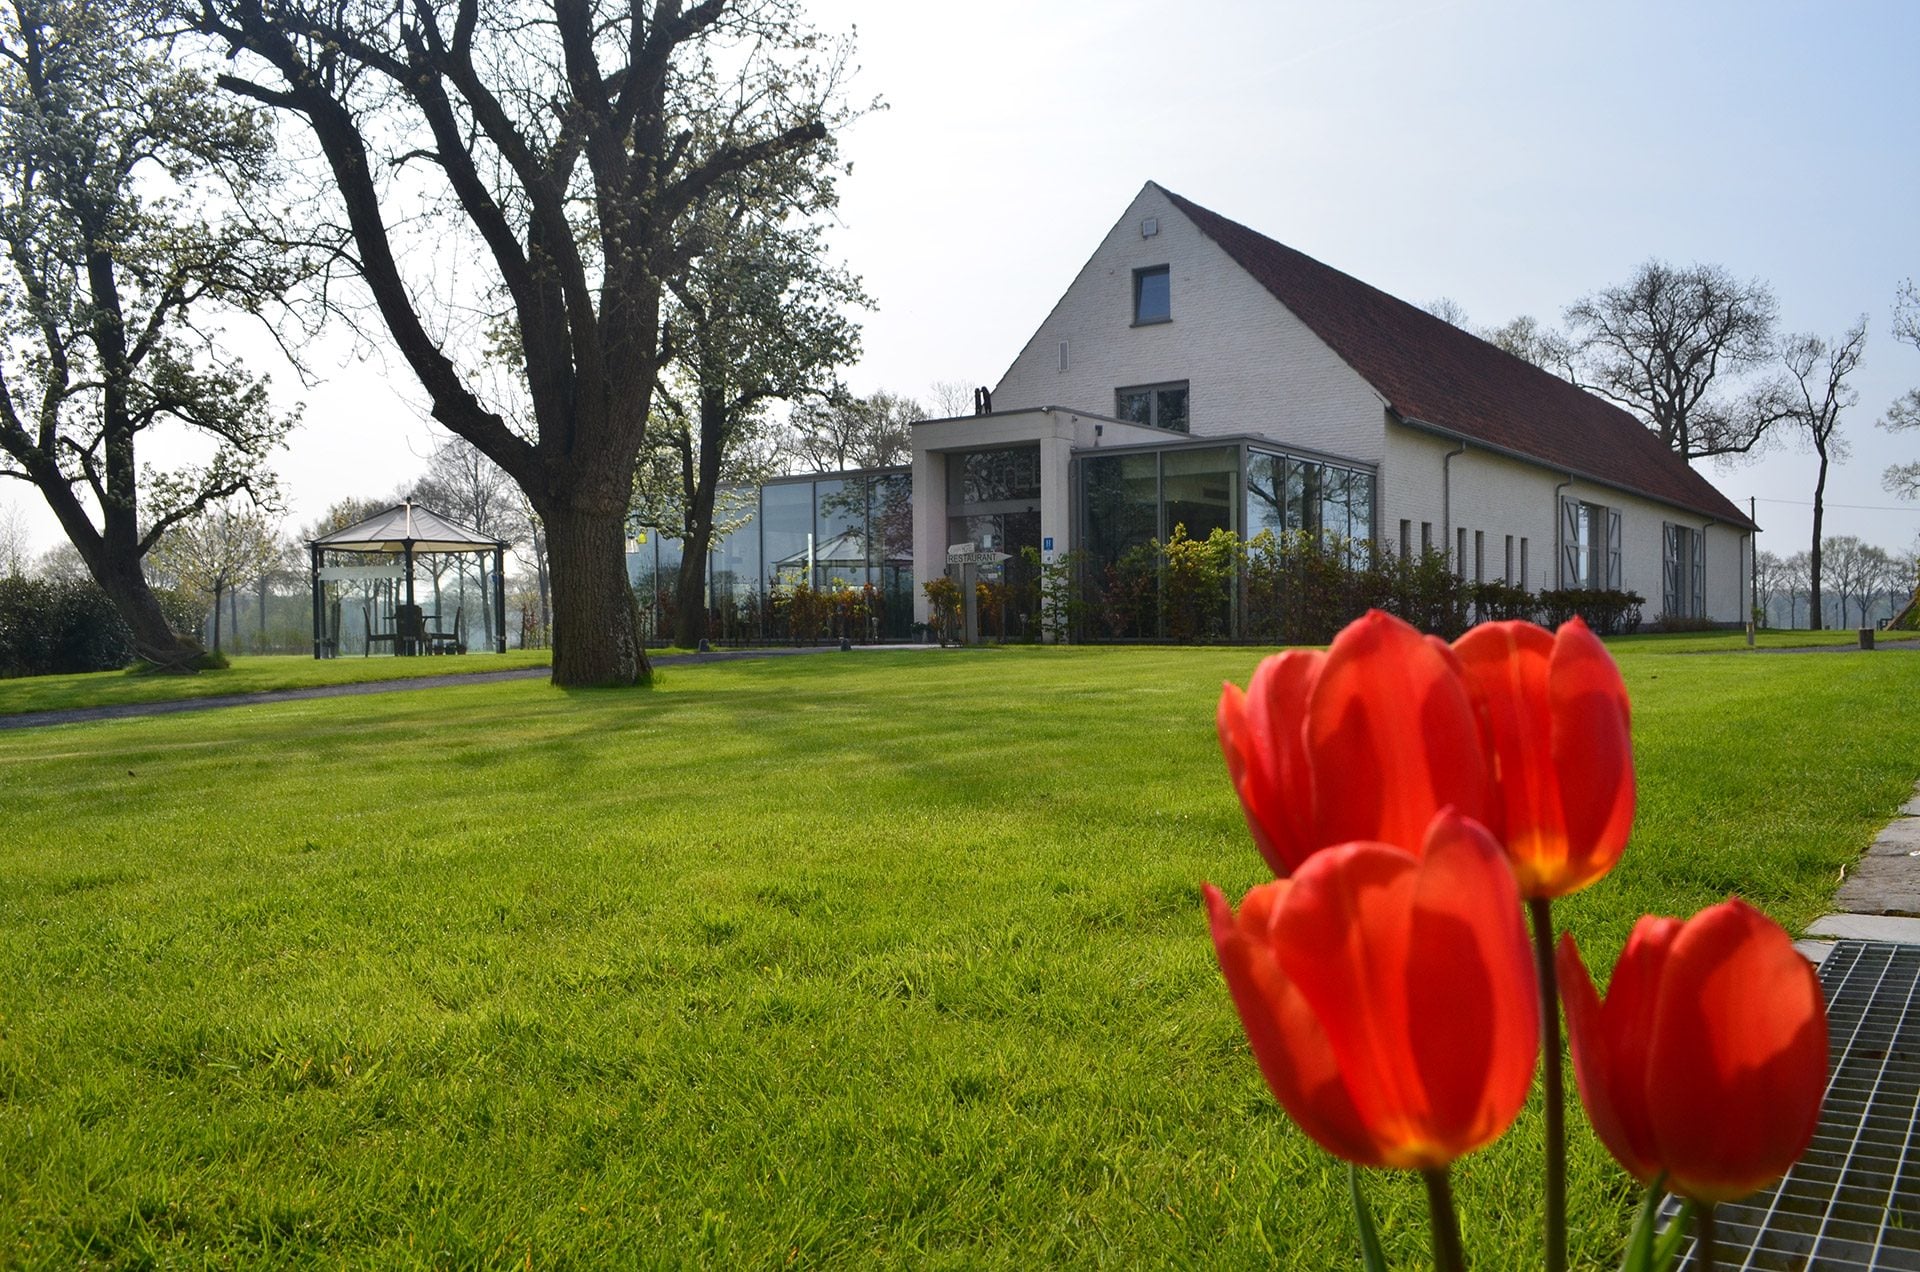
[{"left": 308, "top": 501, "right": 508, "bottom": 657}]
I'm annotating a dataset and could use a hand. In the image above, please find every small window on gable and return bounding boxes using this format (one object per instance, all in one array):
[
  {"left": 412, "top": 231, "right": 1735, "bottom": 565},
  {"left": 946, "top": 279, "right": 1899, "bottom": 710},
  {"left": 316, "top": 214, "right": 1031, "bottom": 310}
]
[
  {"left": 1133, "top": 265, "right": 1171, "bottom": 324},
  {"left": 1115, "top": 381, "right": 1189, "bottom": 433}
]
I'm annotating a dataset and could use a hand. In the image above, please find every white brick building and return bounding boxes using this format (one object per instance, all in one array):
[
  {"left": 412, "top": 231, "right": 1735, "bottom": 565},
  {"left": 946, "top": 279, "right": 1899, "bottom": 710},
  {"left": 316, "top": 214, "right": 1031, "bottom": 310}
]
[{"left": 910, "top": 181, "right": 1755, "bottom": 628}]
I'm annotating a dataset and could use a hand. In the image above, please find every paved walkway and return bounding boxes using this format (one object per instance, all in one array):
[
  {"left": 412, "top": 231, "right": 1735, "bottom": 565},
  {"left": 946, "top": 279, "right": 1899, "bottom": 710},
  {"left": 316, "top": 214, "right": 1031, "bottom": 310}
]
[
  {"left": 0, "top": 643, "right": 942, "bottom": 732},
  {"left": 1797, "top": 782, "right": 1920, "bottom": 963}
]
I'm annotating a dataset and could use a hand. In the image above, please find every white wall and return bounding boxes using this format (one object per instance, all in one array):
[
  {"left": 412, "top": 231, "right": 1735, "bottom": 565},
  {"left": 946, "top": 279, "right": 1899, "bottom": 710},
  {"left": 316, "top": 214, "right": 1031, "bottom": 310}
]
[
  {"left": 992, "top": 183, "right": 1388, "bottom": 466},
  {"left": 1386, "top": 425, "right": 1751, "bottom": 622}
]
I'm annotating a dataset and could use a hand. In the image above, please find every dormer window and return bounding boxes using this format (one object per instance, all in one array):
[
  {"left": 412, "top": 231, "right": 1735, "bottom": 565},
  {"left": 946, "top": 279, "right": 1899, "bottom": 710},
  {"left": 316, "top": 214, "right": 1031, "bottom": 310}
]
[{"left": 1133, "top": 265, "right": 1171, "bottom": 324}]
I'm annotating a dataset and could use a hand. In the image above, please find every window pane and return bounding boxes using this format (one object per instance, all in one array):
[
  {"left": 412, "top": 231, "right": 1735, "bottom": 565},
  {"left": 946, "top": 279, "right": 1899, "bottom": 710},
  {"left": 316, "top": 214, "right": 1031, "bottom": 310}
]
[
  {"left": 762, "top": 480, "right": 813, "bottom": 587},
  {"left": 1246, "top": 451, "right": 1288, "bottom": 538},
  {"left": 1116, "top": 391, "right": 1152, "bottom": 426},
  {"left": 1285, "top": 459, "right": 1323, "bottom": 534},
  {"left": 870, "top": 472, "right": 913, "bottom": 638},
  {"left": 947, "top": 446, "right": 1040, "bottom": 506},
  {"left": 1160, "top": 447, "right": 1236, "bottom": 541},
  {"left": 1082, "top": 452, "right": 1158, "bottom": 568},
  {"left": 1156, "top": 387, "right": 1189, "bottom": 433},
  {"left": 1135, "top": 267, "right": 1170, "bottom": 322},
  {"left": 710, "top": 487, "right": 761, "bottom": 605},
  {"left": 812, "top": 477, "right": 869, "bottom": 588},
  {"left": 1320, "top": 466, "right": 1352, "bottom": 544}
]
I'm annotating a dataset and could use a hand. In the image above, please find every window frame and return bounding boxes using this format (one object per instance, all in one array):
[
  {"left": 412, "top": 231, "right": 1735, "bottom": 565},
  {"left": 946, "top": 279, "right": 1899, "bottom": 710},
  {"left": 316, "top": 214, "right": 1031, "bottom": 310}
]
[
  {"left": 1132, "top": 265, "right": 1172, "bottom": 325},
  {"left": 1114, "top": 380, "right": 1191, "bottom": 433}
]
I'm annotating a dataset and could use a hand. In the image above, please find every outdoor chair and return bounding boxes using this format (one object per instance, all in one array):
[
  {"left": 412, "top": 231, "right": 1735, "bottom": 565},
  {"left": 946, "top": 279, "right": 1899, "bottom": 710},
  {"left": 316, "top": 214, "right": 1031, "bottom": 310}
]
[
  {"left": 428, "top": 606, "right": 463, "bottom": 655},
  {"left": 395, "top": 604, "right": 427, "bottom": 656}
]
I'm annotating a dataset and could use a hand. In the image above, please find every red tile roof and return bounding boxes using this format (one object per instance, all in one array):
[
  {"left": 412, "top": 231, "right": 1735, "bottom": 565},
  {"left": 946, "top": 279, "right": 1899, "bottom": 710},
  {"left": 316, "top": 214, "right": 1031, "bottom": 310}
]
[{"left": 1159, "top": 186, "right": 1756, "bottom": 530}]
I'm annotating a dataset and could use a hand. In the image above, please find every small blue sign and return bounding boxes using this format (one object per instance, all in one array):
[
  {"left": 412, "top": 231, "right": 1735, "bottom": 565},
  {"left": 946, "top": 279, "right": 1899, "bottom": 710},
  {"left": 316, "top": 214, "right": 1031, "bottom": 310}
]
[{"left": 1042, "top": 537, "right": 1054, "bottom": 551}]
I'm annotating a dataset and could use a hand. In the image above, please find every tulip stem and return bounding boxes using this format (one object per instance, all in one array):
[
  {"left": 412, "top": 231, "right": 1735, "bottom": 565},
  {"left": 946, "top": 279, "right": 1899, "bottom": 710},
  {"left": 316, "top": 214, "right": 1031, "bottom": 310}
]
[
  {"left": 1528, "top": 896, "right": 1568, "bottom": 1272},
  {"left": 1696, "top": 1202, "right": 1718, "bottom": 1270},
  {"left": 1421, "top": 1167, "right": 1468, "bottom": 1272}
]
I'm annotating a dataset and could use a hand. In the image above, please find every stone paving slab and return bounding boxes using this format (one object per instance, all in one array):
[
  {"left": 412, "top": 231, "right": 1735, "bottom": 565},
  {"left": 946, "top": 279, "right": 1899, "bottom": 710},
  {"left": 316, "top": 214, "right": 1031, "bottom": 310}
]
[
  {"left": 1806, "top": 913, "right": 1920, "bottom": 943},
  {"left": 1794, "top": 939, "right": 1836, "bottom": 965}
]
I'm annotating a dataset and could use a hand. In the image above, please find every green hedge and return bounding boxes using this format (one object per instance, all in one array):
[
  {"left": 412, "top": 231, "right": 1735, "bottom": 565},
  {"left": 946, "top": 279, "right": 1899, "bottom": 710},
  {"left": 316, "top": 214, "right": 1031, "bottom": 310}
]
[{"left": 0, "top": 575, "right": 198, "bottom": 677}]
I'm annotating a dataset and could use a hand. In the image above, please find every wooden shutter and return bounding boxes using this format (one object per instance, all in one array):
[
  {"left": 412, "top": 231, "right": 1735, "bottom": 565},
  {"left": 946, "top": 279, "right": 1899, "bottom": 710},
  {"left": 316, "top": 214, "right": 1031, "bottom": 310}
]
[
  {"left": 1559, "top": 498, "right": 1580, "bottom": 587},
  {"left": 1606, "top": 508, "right": 1623, "bottom": 590},
  {"left": 1662, "top": 524, "right": 1680, "bottom": 615},
  {"left": 1691, "top": 528, "right": 1706, "bottom": 616}
]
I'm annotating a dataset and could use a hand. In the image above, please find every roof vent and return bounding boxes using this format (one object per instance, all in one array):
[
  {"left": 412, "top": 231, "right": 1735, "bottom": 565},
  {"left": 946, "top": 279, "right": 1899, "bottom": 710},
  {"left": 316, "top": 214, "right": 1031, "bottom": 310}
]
[{"left": 1140, "top": 217, "right": 1158, "bottom": 238}]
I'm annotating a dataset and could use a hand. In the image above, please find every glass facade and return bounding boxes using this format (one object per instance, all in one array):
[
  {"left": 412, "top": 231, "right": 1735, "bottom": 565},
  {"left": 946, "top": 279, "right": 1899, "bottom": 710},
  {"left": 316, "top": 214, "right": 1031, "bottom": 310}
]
[
  {"left": 946, "top": 445, "right": 1043, "bottom": 636},
  {"left": 1246, "top": 448, "right": 1374, "bottom": 556},
  {"left": 628, "top": 468, "right": 917, "bottom": 641},
  {"left": 623, "top": 437, "right": 1376, "bottom": 645}
]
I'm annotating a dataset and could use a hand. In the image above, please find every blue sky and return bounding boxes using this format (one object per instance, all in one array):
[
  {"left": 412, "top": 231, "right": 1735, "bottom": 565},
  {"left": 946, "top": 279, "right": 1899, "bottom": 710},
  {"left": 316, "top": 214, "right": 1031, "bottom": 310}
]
[{"left": 7, "top": 0, "right": 1916, "bottom": 562}]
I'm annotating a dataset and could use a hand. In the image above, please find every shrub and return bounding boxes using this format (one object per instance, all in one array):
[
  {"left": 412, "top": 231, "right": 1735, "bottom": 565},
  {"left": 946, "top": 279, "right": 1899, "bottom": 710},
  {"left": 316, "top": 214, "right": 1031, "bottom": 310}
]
[
  {"left": 1375, "top": 548, "right": 1474, "bottom": 640},
  {"left": 1647, "top": 612, "right": 1719, "bottom": 633},
  {"left": 1160, "top": 524, "right": 1236, "bottom": 643},
  {"left": 1471, "top": 580, "right": 1536, "bottom": 624},
  {"left": 921, "top": 576, "right": 962, "bottom": 645},
  {"left": 1537, "top": 588, "right": 1645, "bottom": 636},
  {"left": 0, "top": 575, "right": 197, "bottom": 676}
]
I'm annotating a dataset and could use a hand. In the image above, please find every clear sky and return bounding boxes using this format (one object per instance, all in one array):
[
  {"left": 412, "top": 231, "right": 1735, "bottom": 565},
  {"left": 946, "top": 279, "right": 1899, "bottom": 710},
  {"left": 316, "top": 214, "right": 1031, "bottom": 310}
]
[{"left": 8, "top": 0, "right": 1917, "bottom": 563}]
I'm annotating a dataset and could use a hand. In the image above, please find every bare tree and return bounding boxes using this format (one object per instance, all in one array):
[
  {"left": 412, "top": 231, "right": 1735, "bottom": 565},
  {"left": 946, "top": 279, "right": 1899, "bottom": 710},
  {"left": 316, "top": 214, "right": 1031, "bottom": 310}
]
[
  {"left": 0, "top": 498, "right": 28, "bottom": 577},
  {"left": 1759, "top": 320, "right": 1868, "bottom": 629},
  {"left": 1424, "top": 296, "right": 1471, "bottom": 328},
  {"left": 1882, "top": 279, "right": 1920, "bottom": 499},
  {"left": 783, "top": 390, "right": 919, "bottom": 472},
  {"left": 1782, "top": 550, "right": 1811, "bottom": 629},
  {"left": 1858, "top": 544, "right": 1894, "bottom": 627},
  {"left": 1564, "top": 261, "right": 1779, "bottom": 460},
  {"left": 1754, "top": 549, "right": 1785, "bottom": 627},
  {"left": 1481, "top": 314, "right": 1571, "bottom": 371},
  {"left": 192, "top": 0, "right": 857, "bottom": 687},
  {"left": 1, "top": 0, "right": 301, "bottom": 670},
  {"left": 926, "top": 380, "right": 975, "bottom": 419}
]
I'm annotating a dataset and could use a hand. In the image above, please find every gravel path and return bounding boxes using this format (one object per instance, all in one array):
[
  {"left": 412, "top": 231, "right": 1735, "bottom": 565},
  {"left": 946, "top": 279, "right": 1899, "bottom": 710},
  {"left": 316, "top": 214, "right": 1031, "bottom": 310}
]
[{"left": 0, "top": 644, "right": 941, "bottom": 732}]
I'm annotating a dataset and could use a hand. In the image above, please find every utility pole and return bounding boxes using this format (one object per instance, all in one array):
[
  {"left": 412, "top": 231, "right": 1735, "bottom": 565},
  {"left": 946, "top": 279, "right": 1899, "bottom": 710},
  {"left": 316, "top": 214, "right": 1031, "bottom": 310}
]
[{"left": 1748, "top": 495, "right": 1758, "bottom": 646}]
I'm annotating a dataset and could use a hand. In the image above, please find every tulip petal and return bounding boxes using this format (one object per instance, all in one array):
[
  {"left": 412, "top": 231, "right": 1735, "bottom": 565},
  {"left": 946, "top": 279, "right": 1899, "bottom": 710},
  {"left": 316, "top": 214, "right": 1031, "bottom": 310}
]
[
  {"left": 1547, "top": 618, "right": 1635, "bottom": 894},
  {"left": 1218, "top": 651, "right": 1325, "bottom": 875},
  {"left": 1646, "top": 899, "right": 1829, "bottom": 1203},
  {"left": 1308, "top": 611, "right": 1489, "bottom": 853},
  {"left": 1270, "top": 842, "right": 1428, "bottom": 1164},
  {"left": 1453, "top": 621, "right": 1561, "bottom": 876},
  {"left": 1404, "top": 812, "right": 1539, "bottom": 1160},
  {"left": 1204, "top": 882, "right": 1385, "bottom": 1166},
  {"left": 1454, "top": 618, "right": 1635, "bottom": 898},
  {"left": 1558, "top": 920, "right": 1677, "bottom": 1185}
]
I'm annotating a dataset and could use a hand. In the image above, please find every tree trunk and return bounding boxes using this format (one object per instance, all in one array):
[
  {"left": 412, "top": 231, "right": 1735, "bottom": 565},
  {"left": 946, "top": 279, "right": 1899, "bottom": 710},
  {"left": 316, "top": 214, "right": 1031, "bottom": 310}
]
[
  {"left": 542, "top": 502, "right": 650, "bottom": 686},
  {"left": 212, "top": 583, "right": 225, "bottom": 654},
  {"left": 672, "top": 522, "right": 713, "bottom": 648},
  {"left": 1809, "top": 448, "right": 1829, "bottom": 631},
  {"left": 96, "top": 554, "right": 208, "bottom": 671}
]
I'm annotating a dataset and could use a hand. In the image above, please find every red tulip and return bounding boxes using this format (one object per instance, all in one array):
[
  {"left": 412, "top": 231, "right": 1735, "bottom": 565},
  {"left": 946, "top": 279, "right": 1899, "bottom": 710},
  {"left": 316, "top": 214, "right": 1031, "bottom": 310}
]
[
  {"left": 1558, "top": 899, "right": 1828, "bottom": 1203},
  {"left": 1204, "top": 809, "right": 1539, "bottom": 1169},
  {"left": 1452, "top": 618, "right": 1635, "bottom": 898},
  {"left": 1217, "top": 610, "right": 1489, "bottom": 875}
]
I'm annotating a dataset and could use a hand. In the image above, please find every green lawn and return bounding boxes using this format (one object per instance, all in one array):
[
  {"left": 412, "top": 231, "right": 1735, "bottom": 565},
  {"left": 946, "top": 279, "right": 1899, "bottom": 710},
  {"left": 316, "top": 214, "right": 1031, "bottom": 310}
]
[
  {"left": 1, "top": 647, "right": 1913, "bottom": 1268},
  {"left": 0, "top": 650, "right": 552, "bottom": 716}
]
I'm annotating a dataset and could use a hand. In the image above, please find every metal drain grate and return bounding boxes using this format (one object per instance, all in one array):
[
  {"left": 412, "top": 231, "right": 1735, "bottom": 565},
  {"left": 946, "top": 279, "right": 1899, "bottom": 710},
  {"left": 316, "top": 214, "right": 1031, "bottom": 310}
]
[{"left": 1666, "top": 940, "right": 1920, "bottom": 1270}]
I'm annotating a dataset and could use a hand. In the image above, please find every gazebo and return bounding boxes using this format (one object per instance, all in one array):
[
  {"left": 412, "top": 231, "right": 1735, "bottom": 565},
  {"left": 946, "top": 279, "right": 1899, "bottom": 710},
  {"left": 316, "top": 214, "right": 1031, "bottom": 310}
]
[{"left": 308, "top": 502, "right": 508, "bottom": 657}]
